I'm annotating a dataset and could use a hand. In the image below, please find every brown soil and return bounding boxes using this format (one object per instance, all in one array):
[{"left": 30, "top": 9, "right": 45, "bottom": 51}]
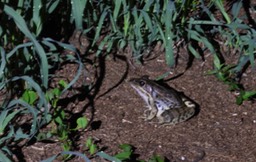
[
  {"left": 83, "top": 54, "right": 256, "bottom": 162},
  {"left": 17, "top": 31, "right": 256, "bottom": 161}
]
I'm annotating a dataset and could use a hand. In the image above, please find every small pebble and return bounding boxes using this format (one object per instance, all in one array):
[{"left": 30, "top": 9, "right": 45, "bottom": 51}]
[{"left": 232, "top": 113, "right": 238, "bottom": 116}]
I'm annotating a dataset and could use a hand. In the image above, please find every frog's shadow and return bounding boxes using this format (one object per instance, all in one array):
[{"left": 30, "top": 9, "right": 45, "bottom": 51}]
[{"left": 156, "top": 80, "right": 201, "bottom": 117}]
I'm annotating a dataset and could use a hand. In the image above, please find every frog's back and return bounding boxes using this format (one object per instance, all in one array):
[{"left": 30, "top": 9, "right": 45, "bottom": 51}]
[{"left": 152, "top": 83, "right": 184, "bottom": 109}]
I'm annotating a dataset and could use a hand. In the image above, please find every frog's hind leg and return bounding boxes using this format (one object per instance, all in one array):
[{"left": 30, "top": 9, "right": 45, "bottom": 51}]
[
  {"left": 155, "top": 104, "right": 170, "bottom": 124},
  {"left": 181, "top": 97, "right": 196, "bottom": 118},
  {"left": 182, "top": 97, "right": 196, "bottom": 108}
]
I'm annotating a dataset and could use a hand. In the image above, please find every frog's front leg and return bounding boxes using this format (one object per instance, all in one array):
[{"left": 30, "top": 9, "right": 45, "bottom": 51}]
[
  {"left": 140, "top": 109, "right": 157, "bottom": 121},
  {"left": 146, "top": 109, "right": 157, "bottom": 120},
  {"left": 145, "top": 97, "right": 157, "bottom": 120}
]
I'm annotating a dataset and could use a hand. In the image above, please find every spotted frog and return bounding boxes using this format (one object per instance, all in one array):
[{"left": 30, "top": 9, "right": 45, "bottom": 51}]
[{"left": 129, "top": 76, "right": 195, "bottom": 124}]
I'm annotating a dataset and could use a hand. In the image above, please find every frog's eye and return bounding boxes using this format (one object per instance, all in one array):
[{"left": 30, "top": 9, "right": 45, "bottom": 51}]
[{"left": 139, "top": 80, "right": 145, "bottom": 86}]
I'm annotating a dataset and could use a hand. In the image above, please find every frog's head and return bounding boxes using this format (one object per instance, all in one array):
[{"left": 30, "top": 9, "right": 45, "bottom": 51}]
[{"left": 129, "top": 76, "right": 155, "bottom": 101}]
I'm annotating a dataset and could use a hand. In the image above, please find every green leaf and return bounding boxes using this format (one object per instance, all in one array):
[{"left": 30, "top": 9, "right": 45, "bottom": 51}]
[
  {"left": 164, "top": 0, "right": 175, "bottom": 66},
  {"left": 236, "top": 95, "right": 243, "bottom": 105},
  {"left": 114, "top": 144, "right": 133, "bottom": 160},
  {"left": 62, "top": 140, "right": 72, "bottom": 151},
  {"left": 96, "top": 151, "right": 121, "bottom": 162},
  {"left": 32, "top": 0, "right": 43, "bottom": 35},
  {"left": 21, "top": 90, "right": 38, "bottom": 105},
  {"left": 0, "top": 47, "right": 6, "bottom": 80},
  {"left": 0, "top": 150, "right": 12, "bottom": 162},
  {"left": 231, "top": 1, "right": 242, "bottom": 18},
  {"left": 213, "top": 54, "right": 222, "bottom": 70},
  {"left": 52, "top": 88, "right": 61, "bottom": 97},
  {"left": 42, "top": 38, "right": 83, "bottom": 95},
  {"left": 92, "top": 8, "right": 109, "bottom": 46},
  {"left": 119, "top": 144, "right": 132, "bottom": 152},
  {"left": 0, "top": 109, "right": 23, "bottom": 135},
  {"left": 155, "top": 72, "right": 170, "bottom": 81},
  {"left": 47, "top": 0, "right": 61, "bottom": 14},
  {"left": 214, "top": 0, "right": 231, "bottom": 23},
  {"left": 149, "top": 155, "right": 165, "bottom": 162},
  {"left": 76, "top": 117, "right": 88, "bottom": 129},
  {"left": 54, "top": 110, "right": 65, "bottom": 125},
  {"left": 141, "top": 10, "right": 153, "bottom": 31},
  {"left": 86, "top": 137, "right": 92, "bottom": 147},
  {"left": 188, "top": 43, "right": 200, "bottom": 58},
  {"left": 4, "top": 6, "right": 49, "bottom": 88},
  {"left": 114, "top": 151, "right": 131, "bottom": 160},
  {"left": 41, "top": 151, "right": 91, "bottom": 162},
  {"left": 71, "top": 0, "right": 87, "bottom": 29},
  {"left": 227, "top": 82, "right": 240, "bottom": 91},
  {"left": 36, "top": 132, "right": 52, "bottom": 141},
  {"left": 59, "top": 80, "right": 68, "bottom": 89},
  {"left": 242, "top": 91, "right": 256, "bottom": 100},
  {"left": 45, "top": 90, "right": 54, "bottom": 102},
  {"left": 6, "top": 99, "right": 42, "bottom": 140},
  {"left": 113, "top": 0, "right": 121, "bottom": 21},
  {"left": 89, "top": 144, "right": 97, "bottom": 155}
]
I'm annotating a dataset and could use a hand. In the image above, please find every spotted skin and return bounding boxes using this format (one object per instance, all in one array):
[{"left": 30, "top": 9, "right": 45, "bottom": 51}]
[{"left": 129, "top": 76, "right": 196, "bottom": 125}]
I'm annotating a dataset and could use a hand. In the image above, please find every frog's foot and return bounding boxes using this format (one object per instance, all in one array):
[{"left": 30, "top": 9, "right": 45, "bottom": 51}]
[
  {"left": 156, "top": 116, "right": 165, "bottom": 124},
  {"left": 157, "top": 110, "right": 180, "bottom": 125},
  {"left": 139, "top": 109, "right": 157, "bottom": 121},
  {"left": 143, "top": 109, "right": 150, "bottom": 117},
  {"left": 182, "top": 97, "right": 196, "bottom": 108},
  {"left": 146, "top": 109, "right": 157, "bottom": 120},
  {"left": 138, "top": 110, "right": 151, "bottom": 120}
]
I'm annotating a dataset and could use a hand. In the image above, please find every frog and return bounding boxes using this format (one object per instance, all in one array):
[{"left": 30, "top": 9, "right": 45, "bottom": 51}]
[{"left": 129, "top": 76, "right": 195, "bottom": 124}]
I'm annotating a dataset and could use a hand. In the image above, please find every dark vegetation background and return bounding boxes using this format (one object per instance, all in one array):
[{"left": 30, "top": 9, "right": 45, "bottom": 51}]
[{"left": 0, "top": 0, "right": 256, "bottom": 161}]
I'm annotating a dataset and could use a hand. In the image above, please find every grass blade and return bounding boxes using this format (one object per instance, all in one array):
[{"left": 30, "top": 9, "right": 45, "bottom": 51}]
[
  {"left": 214, "top": 0, "right": 231, "bottom": 23},
  {"left": 71, "top": 0, "right": 87, "bottom": 29},
  {"left": 42, "top": 38, "right": 83, "bottom": 94},
  {"left": 0, "top": 47, "right": 6, "bottom": 80},
  {"left": 0, "top": 150, "right": 12, "bottom": 162},
  {"left": 113, "top": 0, "right": 121, "bottom": 21},
  {"left": 92, "top": 8, "right": 109, "bottom": 46},
  {"left": 4, "top": 5, "right": 49, "bottom": 88},
  {"left": 164, "top": 1, "right": 175, "bottom": 66},
  {"left": 32, "top": 0, "right": 42, "bottom": 35},
  {"left": 0, "top": 108, "right": 23, "bottom": 135},
  {"left": 96, "top": 151, "right": 121, "bottom": 162}
]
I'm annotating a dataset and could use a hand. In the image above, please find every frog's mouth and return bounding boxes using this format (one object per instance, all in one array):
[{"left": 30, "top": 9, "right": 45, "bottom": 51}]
[{"left": 130, "top": 83, "right": 151, "bottom": 104}]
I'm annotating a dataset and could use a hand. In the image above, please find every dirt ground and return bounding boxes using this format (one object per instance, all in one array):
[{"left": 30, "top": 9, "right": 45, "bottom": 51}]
[
  {"left": 83, "top": 53, "right": 256, "bottom": 162},
  {"left": 19, "top": 43, "right": 256, "bottom": 162}
]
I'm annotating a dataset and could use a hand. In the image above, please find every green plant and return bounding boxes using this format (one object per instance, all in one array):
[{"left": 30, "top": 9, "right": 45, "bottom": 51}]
[
  {"left": 0, "top": 4, "right": 83, "bottom": 161},
  {"left": 148, "top": 155, "right": 165, "bottom": 162},
  {"left": 114, "top": 144, "right": 133, "bottom": 161},
  {"left": 2, "top": 0, "right": 256, "bottom": 161},
  {"left": 207, "top": 63, "right": 256, "bottom": 105},
  {"left": 20, "top": 78, "right": 91, "bottom": 161},
  {"left": 81, "top": 0, "right": 202, "bottom": 65},
  {"left": 95, "top": 144, "right": 166, "bottom": 162},
  {"left": 21, "top": 80, "right": 90, "bottom": 160},
  {"left": 52, "top": 114, "right": 89, "bottom": 160},
  {"left": 187, "top": 0, "right": 256, "bottom": 103},
  {"left": 0, "top": 76, "right": 51, "bottom": 161},
  {"left": 236, "top": 91, "right": 256, "bottom": 105},
  {"left": 44, "top": 80, "right": 89, "bottom": 156},
  {"left": 85, "top": 137, "right": 98, "bottom": 155}
]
